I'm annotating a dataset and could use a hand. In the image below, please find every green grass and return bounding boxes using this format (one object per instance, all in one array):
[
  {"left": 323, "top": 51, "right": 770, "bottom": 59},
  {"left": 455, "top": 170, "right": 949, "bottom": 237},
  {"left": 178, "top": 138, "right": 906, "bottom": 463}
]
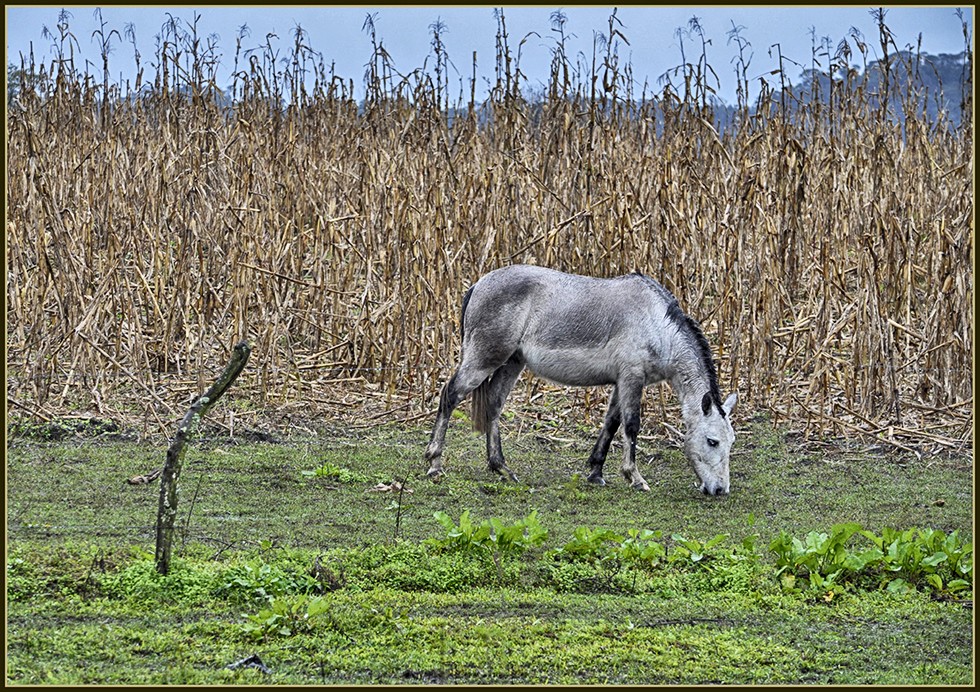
[{"left": 5, "top": 418, "right": 974, "bottom": 684}]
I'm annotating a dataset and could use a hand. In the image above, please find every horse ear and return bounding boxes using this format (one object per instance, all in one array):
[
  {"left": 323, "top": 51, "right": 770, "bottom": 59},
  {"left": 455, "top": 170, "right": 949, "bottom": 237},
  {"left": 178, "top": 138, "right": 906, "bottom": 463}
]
[
  {"left": 722, "top": 393, "right": 738, "bottom": 416},
  {"left": 701, "top": 392, "right": 712, "bottom": 416}
]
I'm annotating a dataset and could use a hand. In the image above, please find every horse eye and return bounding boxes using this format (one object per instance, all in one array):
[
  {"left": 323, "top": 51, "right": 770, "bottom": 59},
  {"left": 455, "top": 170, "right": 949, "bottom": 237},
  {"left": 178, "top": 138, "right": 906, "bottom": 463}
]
[{"left": 707, "top": 438, "right": 719, "bottom": 448}]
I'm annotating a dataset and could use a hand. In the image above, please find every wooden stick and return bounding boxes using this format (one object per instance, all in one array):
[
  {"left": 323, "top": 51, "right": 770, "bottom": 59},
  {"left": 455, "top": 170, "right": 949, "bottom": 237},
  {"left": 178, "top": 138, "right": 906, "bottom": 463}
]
[{"left": 156, "top": 341, "right": 251, "bottom": 575}]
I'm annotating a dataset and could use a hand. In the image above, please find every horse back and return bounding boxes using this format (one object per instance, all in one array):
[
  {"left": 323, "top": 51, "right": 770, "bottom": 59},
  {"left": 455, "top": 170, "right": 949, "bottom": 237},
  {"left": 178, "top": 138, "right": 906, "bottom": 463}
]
[{"left": 463, "top": 265, "right": 673, "bottom": 385}]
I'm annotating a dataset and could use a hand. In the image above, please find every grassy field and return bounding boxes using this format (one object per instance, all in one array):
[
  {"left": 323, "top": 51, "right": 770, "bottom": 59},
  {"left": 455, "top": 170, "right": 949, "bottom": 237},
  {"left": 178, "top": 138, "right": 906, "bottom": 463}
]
[{"left": 5, "top": 419, "right": 973, "bottom": 685}]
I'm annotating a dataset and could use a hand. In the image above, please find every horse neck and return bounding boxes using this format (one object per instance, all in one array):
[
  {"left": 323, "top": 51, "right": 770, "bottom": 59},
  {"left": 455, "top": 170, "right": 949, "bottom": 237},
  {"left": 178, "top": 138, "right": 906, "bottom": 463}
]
[{"left": 669, "top": 361, "right": 715, "bottom": 426}]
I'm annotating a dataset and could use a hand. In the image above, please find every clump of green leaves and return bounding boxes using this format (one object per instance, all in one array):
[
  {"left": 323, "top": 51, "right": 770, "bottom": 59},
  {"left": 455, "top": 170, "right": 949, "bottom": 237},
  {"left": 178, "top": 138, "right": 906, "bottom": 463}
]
[
  {"left": 549, "top": 527, "right": 743, "bottom": 570},
  {"left": 355, "top": 542, "right": 501, "bottom": 592},
  {"left": 425, "top": 510, "right": 549, "bottom": 587},
  {"left": 617, "top": 529, "right": 668, "bottom": 566},
  {"left": 667, "top": 533, "right": 730, "bottom": 567},
  {"left": 427, "top": 510, "right": 549, "bottom": 557},
  {"left": 301, "top": 462, "right": 369, "bottom": 483},
  {"left": 542, "top": 518, "right": 765, "bottom": 595},
  {"left": 100, "top": 557, "right": 221, "bottom": 606},
  {"left": 544, "top": 527, "right": 636, "bottom": 593},
  {"left": 864, "top": 527, "right": 973, "bottom": 596},
  {"left": 243, "top": 594, "right": 330, "bottom": 641},
  {"left": 7, "top": 543, "right": 120, "bottom": 602},
  {"left": 217, "top": 561, "right": 322, "bottom": 604},
  {"left": 548, "top": 526, "right": 627, "bottom": 563},
  {"left": 770, "top": 523, "right": 973, "bottom": 599}
]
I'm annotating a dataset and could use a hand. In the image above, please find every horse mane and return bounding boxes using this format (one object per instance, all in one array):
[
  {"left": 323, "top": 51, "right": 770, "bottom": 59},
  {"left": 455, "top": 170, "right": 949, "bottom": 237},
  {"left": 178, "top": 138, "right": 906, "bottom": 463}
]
[{"left": 632, "top": 271, "right": 726, "bottom": 416}]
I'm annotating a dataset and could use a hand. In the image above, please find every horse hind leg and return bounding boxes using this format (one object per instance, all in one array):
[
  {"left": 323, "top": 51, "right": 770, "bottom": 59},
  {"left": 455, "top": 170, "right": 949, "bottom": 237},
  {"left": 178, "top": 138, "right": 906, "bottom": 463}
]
[
  {"left": 425, "top": 363, "right": 496, "bottom": 478},
  {"left": 475, "top": 357, "right": 524, "bottom": 482},
  {"left": 424, "top": 373, "right": 461, "bottom": 477},
  {"left": 586, "top": 386, "right": 621, "bottom": 486}
]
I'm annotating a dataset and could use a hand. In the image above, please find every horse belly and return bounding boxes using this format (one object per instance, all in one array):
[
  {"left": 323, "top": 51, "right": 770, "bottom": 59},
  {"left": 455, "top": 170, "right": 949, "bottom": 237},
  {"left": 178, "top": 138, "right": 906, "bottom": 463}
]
[{"left": 521, "top": 344, "right": 617, "bottom": 387}]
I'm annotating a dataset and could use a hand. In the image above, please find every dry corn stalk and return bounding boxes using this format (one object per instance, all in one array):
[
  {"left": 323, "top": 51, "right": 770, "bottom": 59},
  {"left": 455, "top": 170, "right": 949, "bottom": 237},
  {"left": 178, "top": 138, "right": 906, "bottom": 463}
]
[{"left": 4, "top": 11, "right": 973, "bottom": 451}]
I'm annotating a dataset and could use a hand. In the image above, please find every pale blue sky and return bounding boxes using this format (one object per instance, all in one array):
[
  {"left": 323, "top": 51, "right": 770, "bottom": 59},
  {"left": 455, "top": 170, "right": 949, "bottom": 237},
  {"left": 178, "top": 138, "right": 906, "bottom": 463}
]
[{"left": 5, "top": 5, "right": 974, "bottom": 103}]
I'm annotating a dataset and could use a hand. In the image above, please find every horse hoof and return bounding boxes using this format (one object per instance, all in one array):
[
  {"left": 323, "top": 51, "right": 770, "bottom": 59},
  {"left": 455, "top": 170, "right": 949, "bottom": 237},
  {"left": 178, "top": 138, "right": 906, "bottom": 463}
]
[
  {"left": 426, "top": 468, "right": 444, "bottom": 481},
  {"left": 631, "top": 481, "right": 650, "bottom": 492},
  {"left": 489, "top": 465, "right": 518, "bottom": 483},
  {"left": 587, "top": 475, "right": 606, "bottom": 486}
]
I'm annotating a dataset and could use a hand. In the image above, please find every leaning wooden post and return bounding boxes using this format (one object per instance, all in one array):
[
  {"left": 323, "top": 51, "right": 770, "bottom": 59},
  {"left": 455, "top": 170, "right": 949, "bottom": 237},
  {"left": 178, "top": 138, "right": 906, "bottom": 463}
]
[{"left": 156, "top": 340, "right": 252, "bottom": 575}]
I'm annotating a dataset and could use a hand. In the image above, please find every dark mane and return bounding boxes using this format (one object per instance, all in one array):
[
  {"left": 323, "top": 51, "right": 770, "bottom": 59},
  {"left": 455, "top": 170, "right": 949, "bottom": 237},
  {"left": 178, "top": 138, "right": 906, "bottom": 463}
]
[{"left": 633, "top": 271, "right": 726, "bottom": 416}]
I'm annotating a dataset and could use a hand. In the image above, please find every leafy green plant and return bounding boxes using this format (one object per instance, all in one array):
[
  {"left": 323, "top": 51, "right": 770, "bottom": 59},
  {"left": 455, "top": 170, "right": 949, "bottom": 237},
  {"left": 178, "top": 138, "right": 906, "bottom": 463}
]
[
  {"left": 548, "top": 526, "right": 624, "bottom": 563},
  {"left": 301, "top": 462, "right": 369, "bottom": 483},
  {"left": 771, "top": 523, "right": 973, "bottom": 599},
  {"left": 668, "top": 532, "right": 730, "bottom": 567},
  {"left": 424, "top": 510, "right": 548, "bottom": 586},
  {"left": 731, "top": 532, "right": 762, "bottom": 565},
  {"left": 218, "top": 561, "right": 320, "bottom": 604},
  {"left": 243, "top": 594, "right": 330, "bottom": 641},
  {"left": 358, "top": 543, "right": 501, "bottom": 592},
  {"left": 617, "top": 529, "right": 667, "bottom": 567},
  {"left": 100, "top": 558, "right": 220, "bottom": 606},
  {"left": 546, "top": 559, "right": 637, "bottom": 594},
  {"left": 427, "top": 510, "right": 548, "bottom": 557},
  {"left": 6, "top": 545, "right": 110, "bottom": 602},
  {"left": 545, "top": 527, "right": 667, "bottom": 594},
  {"left": 864, "top": 527, "right": 973, "bottom": 595},
  {"left": 771, "top": 522, "right": 883, "bottom": 598},
  {"left": 548, "top": 527, "right": 667, "bottom": 567},
  {"left": 771, "top": 523, "right": 861, "bottom": 573}
]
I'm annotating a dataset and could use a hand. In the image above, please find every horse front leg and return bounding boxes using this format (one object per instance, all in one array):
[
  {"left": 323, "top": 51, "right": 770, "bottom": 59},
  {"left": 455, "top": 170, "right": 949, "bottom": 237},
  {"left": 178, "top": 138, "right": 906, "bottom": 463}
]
[
  {"left": 617, "top": 379, "right": 650, "bottom": 492},
  {"left": 586, "top": 386, "right": 621, "bottom": 485}
]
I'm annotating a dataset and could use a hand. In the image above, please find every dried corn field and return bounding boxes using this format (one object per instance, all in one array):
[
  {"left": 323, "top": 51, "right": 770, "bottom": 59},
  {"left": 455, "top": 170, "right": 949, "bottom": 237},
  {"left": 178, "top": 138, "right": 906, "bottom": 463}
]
[{"left": 5, "top": 13, "right": 974, "bottom": 452}]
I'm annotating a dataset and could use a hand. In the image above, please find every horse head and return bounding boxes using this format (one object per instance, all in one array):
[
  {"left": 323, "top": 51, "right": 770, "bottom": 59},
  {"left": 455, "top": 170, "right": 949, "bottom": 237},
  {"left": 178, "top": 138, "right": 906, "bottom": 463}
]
[{"left": 683, "top": 392, "right": 737, "bottom": 496}]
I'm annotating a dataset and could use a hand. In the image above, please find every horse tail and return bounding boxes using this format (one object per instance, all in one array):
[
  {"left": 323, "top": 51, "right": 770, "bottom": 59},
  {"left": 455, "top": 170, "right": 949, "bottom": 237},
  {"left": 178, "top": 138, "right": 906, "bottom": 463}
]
[
  {"left": 459, "top": 284, "right": 474, "bottom": 340},
  {"left": 471, "top": 377, "right": 491, "bottom": 434},
  {"left": 456, "top": 284, "right": 490, "bottom": 434},
  {"left": 459, "top": 284, "right": 490, "bottom": 433}
]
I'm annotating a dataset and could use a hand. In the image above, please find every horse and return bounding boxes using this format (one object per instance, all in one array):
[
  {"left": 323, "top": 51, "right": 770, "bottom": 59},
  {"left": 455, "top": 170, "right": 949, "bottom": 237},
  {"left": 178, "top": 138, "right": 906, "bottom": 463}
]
[{"left": 424, "top": 265, "right": 737, "bottom": 496}]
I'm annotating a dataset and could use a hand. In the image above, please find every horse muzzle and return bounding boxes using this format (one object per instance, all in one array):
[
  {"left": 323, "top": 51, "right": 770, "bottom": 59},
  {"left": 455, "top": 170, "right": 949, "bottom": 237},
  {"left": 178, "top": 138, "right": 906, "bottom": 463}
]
[{"left": 698, "top": 481, "right": 730, "bottom": 497}]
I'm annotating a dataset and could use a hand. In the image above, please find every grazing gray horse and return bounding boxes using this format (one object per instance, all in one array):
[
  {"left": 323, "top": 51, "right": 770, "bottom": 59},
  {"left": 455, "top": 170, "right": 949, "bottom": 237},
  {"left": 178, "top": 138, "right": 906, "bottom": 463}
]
[{"left": 424, "top": 265, "right": 737, "bottom": 495}]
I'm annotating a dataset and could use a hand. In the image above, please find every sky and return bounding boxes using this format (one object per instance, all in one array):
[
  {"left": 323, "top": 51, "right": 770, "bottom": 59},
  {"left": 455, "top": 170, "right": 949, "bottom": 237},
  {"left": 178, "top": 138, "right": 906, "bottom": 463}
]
[{"left": 5, "top": 5, "right": 974, "bottom": 104}]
